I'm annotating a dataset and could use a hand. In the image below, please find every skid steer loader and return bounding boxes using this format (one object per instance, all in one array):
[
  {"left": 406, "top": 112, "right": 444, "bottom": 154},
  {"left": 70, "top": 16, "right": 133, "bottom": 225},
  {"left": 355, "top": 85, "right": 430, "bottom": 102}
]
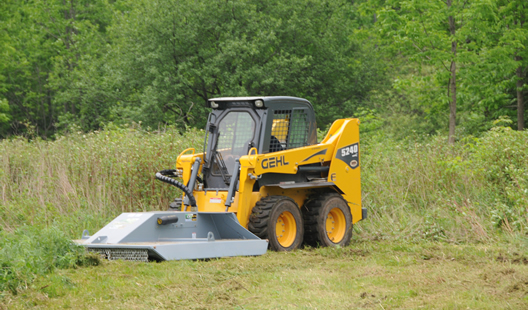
[{"left": 76, "top": 96, "right": 365, "bottom": 261}]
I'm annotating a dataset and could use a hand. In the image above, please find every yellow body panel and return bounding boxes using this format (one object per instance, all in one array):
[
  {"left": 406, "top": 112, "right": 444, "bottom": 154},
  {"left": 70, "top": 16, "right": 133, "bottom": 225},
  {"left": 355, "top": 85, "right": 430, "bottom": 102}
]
[
  {"left": 258, "top": 187, "right": 310, "bottom": 211},
  {"left": 326, "top": 119, "right": 362, "bottom": 224},
  {"left": 253, "top": 144, "right": 334, "bottom": 175},
  {"left": 181, "top": 188, "right": 310, "bottom": 228},
  {"left": 175, "top": 118, "right": 362, "bottom": 229},
  {"left": 191, "top": 190, "right": 261, "bottom": 213},
  {"left": 176, "top": 148, "right": 204, "bottom": 186}
]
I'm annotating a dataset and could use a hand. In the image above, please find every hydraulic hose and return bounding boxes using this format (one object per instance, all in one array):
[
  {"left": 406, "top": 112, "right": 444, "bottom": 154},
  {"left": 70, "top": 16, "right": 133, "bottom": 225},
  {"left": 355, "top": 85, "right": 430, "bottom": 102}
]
[{"left": 155, "top": 171, "right": 197, "bottom": 207}]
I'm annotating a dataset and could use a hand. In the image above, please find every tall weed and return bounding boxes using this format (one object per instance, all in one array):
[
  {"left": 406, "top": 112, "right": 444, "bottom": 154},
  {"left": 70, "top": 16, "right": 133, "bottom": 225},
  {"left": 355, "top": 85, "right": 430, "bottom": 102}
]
[
  {"left": 0, "top": 124, "right": 526, "bottom": 247},
  {"left": 0, "top": 125, "right": 203, "bottom": 236},
  {"left": 359, "top": 127, "right": 527, "bottom": 243}
]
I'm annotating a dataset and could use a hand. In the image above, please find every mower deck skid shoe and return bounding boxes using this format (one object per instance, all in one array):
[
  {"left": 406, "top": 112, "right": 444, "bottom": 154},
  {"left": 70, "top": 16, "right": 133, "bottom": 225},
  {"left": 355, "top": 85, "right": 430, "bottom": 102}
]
[{"left": 75, "top": 211, "right": 268, "bottom": 261}]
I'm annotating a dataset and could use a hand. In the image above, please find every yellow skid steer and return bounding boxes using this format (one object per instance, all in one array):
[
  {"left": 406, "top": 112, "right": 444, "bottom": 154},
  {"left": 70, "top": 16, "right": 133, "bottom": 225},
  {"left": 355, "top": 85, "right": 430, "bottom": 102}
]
[{"left": 77, "top": 97, "right": 365, "bottom": 261}]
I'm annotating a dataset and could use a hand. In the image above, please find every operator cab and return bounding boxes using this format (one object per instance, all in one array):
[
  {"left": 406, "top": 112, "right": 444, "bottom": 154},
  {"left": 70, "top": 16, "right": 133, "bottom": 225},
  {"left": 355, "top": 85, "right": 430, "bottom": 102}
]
[{"left": 202, "top": 96, "right": 317, "bottom": 189}]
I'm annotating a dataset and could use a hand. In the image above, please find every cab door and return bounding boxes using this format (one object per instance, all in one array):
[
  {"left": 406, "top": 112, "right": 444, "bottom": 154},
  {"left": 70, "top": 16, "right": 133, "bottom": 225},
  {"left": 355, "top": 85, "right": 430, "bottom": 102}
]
[{"left": 204, "top": 108, "right": 260, "bottom": 189}]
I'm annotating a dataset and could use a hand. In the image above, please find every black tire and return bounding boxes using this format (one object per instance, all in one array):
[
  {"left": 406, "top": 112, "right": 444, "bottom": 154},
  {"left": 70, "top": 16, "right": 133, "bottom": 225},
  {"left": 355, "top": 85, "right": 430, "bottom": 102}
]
[
  {"left": 248, "top": 196, "right": 304, "bottom": 251},
  {"left": 168, "top": 198, "right": 183, "bottom": 211},
  {"left": 303, "top": 193, "right": 353, "bottom": 247}
]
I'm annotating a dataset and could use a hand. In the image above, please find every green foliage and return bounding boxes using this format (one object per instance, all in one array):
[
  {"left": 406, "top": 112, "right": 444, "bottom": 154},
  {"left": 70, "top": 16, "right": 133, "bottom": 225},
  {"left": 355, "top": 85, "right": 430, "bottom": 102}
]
[
  {"left": 377, "top": 0, "right": 467, "bottom": 140},
  {"left": 472, "top": 124, "right": 528, "bottom": 197},
  {"left": 367, "top": 74, "right": 449, "bottom": 139},
  {"left": 353, "top": 107, "right": 383, "bottom": 134},
  {"left": 0, "top": 98, "right": 9, "bottom": 123},
  {"left": 100, "top": 0, "right": 383, "bottom": 129},
  {"left": 1, "top": 0, "right": 527, "bottom": 139},
  {"left": 468, "top": 125, "right": 528, "bottom": 231},
  {"left": 0, "top": 226, "right": 97, "bottom": 295},
  {"left": 461, "top": 0, "right": 528, "bottom": 122},
  {"left": 317, "top": 107, "right": 383, "bottom": 142},
  {"left": 359, "top": 124, "right": 528, "bottom": 242},
  {"left": 0, "top": 0, "right": 384, "bottom": 137},
  {"left": 0, "top": 0, "right": 113, "bottom": 138}
]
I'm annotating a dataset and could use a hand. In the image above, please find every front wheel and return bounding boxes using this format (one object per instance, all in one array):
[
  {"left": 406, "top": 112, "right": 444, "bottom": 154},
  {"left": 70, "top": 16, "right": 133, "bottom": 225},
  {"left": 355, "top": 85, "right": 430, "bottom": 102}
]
[
  {"left": 248, "top": 196, "right": 304, "bottom": 251},
  {"left": 303, "top": 193, "right": 353, "bottom": 247},
  {"left": 168, "top": 198, "right": 183, "bottom": 211}
]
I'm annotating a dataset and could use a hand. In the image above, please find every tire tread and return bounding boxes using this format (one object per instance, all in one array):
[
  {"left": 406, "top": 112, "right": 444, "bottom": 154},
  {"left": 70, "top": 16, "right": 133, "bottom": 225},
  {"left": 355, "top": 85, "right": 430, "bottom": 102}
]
[{"left": 303, "top": 192, "right": 351, "bottom": 247}]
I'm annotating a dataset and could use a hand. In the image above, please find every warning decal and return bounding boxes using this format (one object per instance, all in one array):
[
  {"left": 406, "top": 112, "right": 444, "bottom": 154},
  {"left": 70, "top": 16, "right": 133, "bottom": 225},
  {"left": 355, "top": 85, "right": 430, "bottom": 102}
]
[
  {"left": 209, "top": 197, "right": 222, "bottom": 204},
  {"left": 185, "top": 214, "right": 197, "bottom": 222}
]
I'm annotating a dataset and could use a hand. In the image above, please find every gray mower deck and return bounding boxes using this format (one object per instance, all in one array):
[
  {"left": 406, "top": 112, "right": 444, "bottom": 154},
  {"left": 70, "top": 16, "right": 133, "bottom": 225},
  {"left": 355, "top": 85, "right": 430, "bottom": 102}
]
[{"left": 75, "top": 211, "right": 268, "bottom": 261}]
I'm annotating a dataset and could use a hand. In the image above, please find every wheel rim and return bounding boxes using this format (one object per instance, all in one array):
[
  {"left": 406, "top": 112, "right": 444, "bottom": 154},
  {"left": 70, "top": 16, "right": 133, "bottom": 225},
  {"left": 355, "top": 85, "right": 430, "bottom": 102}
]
[
  {"left": 326, "top": 207, "right": 346, "bottom": 243},
  {"left": 275, "top": 211, "right": 296, "bottom": 248}
]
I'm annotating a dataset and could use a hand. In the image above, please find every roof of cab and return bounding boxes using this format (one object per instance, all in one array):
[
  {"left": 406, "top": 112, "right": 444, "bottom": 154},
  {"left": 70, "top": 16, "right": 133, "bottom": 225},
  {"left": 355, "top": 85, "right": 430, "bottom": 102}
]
[{"left": 207, "top": 96, "right": 313, "bottom": 109}]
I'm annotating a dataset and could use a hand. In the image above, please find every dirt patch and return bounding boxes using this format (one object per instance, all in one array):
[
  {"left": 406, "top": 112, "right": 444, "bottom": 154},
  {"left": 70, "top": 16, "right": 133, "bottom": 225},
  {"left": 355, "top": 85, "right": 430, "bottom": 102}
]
[
  {"left": 507, "top": 279, "right": 528, "bottom": 294},
  {"left": 419, "top": 250, "right": 454, "bottom": 262},
  {"left": 344, "top": 248, "right": 369, "bottom": 257},
  {"left": 481, "top": 268, "right": 517, "bottom": 282},
  {"left": 360, "top": 292, "right": 376, "bottom": 298},
  {"left": 359, "top": 292, "right": 388, "bottom": 309},
  {"left": 311, "top": 247, "right": 369, "bottom": 259},
  {"left": 497, "top": 253, "right": 528, "bottom": 265},
  {"left": 513, "top": 257, "right": 528, "bottom": 265},
  {"left": 501, "top": 268, "right": 516, "bottom": 275}
]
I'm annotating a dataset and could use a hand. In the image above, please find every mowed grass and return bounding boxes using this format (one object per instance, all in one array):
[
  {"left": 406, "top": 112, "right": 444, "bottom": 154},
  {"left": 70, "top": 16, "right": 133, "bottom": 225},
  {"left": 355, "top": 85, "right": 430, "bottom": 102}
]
[{"left": 3, "top": 241, "right": 528, "bottom": 309}]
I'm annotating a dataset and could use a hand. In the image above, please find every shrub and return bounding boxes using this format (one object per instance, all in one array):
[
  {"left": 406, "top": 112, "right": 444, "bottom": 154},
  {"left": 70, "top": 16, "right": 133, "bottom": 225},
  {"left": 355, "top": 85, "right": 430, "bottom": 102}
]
[
  {"left": 470, "top": 126, "right": 528, "bottom": 233},
  {"left": 0, "top": 226, "right": 98, "bottom": 295}
]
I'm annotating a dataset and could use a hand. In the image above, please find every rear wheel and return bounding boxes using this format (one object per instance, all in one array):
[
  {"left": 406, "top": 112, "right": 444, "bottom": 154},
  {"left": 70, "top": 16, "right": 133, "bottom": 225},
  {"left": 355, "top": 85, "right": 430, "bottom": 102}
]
[
  {"left": 303, "top": 193, "right": 353, "bottom": 247},
  {"left": 248, "top": 196, "right": 304, "bottom": 251}
]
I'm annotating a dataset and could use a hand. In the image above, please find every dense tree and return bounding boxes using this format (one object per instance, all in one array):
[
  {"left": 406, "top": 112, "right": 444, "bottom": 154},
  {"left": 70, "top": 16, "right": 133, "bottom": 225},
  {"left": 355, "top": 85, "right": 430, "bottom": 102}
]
[
  {"left": 44, "top": 0, "right": 113, "bottom": 131},
  {"left": 464, "top": 0, "right": 528, "bottom": 131},
  {"left": 0, "top": 0, "right": 112, "bottom": 138},
  {"left": 499, "top": 0, "right": 528, "bottom": 131},
  {"left": 376, "top": 0, "right": 528, "bottom": 137},
  {"left": 1, "top": 0, "right": 526, "bottom": 139},
  {"left": 0, "top": 0, "right": 383, "bottom": 136},
  {"left": 98, "top": 0, "right": 383, "bottom": 129},
  {"left": 378, "top": 0, "right": 472, "bottom": 143}
]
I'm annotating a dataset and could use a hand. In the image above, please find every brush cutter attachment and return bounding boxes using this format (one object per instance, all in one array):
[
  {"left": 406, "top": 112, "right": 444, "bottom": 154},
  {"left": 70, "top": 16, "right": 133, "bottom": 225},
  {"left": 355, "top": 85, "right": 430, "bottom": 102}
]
[{"left": 76, "top": 211, "right": 268, "bottom": 261}]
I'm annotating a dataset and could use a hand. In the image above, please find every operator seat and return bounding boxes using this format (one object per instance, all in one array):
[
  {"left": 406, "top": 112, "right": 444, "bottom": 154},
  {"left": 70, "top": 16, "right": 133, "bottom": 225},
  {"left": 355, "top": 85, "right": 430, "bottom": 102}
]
[{"left": 269, "top": 135, "right": 284, "bottom": 152}]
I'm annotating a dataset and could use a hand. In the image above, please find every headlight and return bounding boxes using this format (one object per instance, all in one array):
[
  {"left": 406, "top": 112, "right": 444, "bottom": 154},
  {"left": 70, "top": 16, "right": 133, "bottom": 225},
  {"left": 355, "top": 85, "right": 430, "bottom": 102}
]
[
  {"left": 210, "top": 101, "right": 219, "bottom": 108},
  {"left": 254, "top": 100, "right": 264, "bottom": 108}
]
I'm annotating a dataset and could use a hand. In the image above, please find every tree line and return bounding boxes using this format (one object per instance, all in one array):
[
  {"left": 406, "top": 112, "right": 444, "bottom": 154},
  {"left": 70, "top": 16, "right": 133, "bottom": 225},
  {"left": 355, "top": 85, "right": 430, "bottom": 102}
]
[{"left": 0, "top": 0, "right": 526, "bottom": 141}]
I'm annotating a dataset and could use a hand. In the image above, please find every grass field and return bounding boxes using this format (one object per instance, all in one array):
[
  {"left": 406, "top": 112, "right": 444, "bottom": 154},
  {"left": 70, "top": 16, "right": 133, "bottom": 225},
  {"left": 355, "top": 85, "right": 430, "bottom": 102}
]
[
  {"left": 2, "top": 241, "right": 528, "bottom": 309},
  {"left": 1, "top": 125, "right": 527, "bottom": 308}
]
